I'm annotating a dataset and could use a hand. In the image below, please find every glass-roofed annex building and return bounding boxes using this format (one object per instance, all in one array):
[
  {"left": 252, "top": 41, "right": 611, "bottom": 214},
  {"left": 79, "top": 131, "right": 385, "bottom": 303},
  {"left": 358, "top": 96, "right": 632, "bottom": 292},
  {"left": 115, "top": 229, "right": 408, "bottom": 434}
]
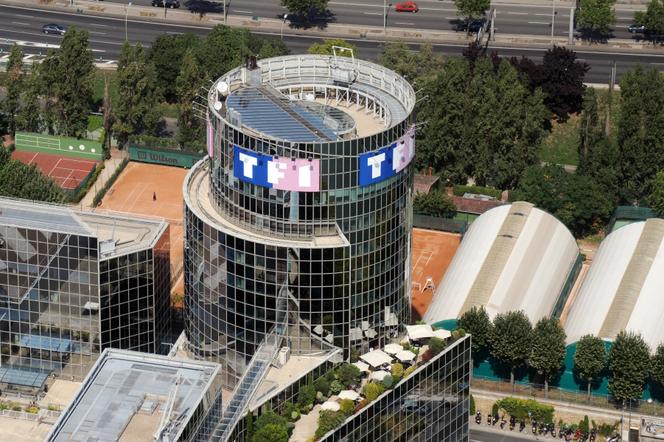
[
  {"left": 0, "top": 197, "right": 170, "bottom": 388},
  {"left": 184, "top": 53, "right": 417, "bottom": 386}
]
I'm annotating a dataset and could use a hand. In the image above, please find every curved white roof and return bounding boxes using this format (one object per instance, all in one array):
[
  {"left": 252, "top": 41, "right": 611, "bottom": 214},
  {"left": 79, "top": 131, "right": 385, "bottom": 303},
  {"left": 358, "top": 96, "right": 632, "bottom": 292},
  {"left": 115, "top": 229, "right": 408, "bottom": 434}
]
[
  {"left": 423, "top": 202, "right": 579, "bottom": 324},
  {"left": 564, "top": 219, "right": 664, "bottom": 349}
]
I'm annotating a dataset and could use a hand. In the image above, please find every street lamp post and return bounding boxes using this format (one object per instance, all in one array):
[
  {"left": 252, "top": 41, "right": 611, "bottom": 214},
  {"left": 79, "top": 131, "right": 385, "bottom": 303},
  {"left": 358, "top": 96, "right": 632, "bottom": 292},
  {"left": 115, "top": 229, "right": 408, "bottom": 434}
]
[
  {"left": 384, "top": 0, "right": 387, "bottom": 32},
  {"left": 280, "top": 14, "right": 288, "bottom": 40},
  {"left": 125, "top": 2, "right": 131, "bottom": 41}
]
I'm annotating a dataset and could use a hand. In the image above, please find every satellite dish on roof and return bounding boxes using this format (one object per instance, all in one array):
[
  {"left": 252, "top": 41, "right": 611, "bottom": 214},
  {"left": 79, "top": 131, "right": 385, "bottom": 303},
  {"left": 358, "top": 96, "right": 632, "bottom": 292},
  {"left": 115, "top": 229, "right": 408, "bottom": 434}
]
[
  {"left": 213, "top": 101, "right": 223, "bottom": 111},
  {"left": 216, "top": 81, "right": 229, "bottom": 96}
]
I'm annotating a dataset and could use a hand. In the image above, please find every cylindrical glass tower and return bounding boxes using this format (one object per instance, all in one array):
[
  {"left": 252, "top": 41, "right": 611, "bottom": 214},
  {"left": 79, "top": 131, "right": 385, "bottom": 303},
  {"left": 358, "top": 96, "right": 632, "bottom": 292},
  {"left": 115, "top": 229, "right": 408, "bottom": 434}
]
[{"left": 184, "top": 54, "right": 416, "bottom": 386}]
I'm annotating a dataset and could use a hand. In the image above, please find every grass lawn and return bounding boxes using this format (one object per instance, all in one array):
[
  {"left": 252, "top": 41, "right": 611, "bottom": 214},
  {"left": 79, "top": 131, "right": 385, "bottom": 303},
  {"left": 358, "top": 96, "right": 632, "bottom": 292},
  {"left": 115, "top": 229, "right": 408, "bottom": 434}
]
[
  {"left": 93, "top": 69, "right": 119, "bottom": 109},
  {"left": 87, "top": 115, "right": 103, "bottom": 132},
  {"left": 454, "top": 212, "right": 479, "bottom": 223},
  {"left": 155, "top": 102, "right": 179, "bottom": 119},
  {"left": 539, "top": 116, "right": 580, "bottom": 166}
]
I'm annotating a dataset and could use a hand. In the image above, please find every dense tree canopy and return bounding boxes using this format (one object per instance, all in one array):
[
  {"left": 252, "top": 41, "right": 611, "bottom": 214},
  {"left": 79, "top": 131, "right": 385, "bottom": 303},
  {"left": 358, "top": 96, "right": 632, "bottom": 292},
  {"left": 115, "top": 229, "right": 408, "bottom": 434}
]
[
  {"left": 635, "top": 0, "right": 664, "bottom": 37},
  {"left": 576, "top": 0, "right": 616, "bottom": 35},
  {"left": 2, "top": 44, "right": 24, "bottom": 135},
  {"left": 413, "top": 191, "right": 456, "bottom": 218},
  {"left": 148, "top": 33, "right": 202, "bottom": 103},
  {"left": 416, "top": 57, "right": 548, "bottom": 189},
  {"left": 490, "top": 311, "right": 533, "bottom": 384},
  {"left": 379, "top": 42, "right": 445, "bottom": 86},
  {"left": 282, "top": 0, "right": 329, "bottom": 16},
  {"left": 176, "top": 49, "right": 205, "bottom": 150},
  {"left": 458, "top": 306, "right": 493, "bottom": 358},
  {"left": 608, "top": 331, "right": 651, "bottom": 402},
  {"left": 574, "top": 334, "right": 607, "bottom": 397},
  {"left": 617, "top": 66, "right": 664, "bottom": 202},
  {"left": 513, "top": 164, "right": 613, "bottom": 236},
  {"left": 652, "top": 345, "right": 664, "bottom": 392},
  {"left": 529, "top": 318, "right": 566, "bottom": 395},
  {"left": 308, "top": 38, "right": 357, "bottom": 56},
  {"left": 454, "top": 0, "right": 490, "bottom": 21},
  {"left": 0, "top": 148, "right": 66, "bottom": 202},
  {"left": 647, "top": 171, "right": 664, "bottom": 216}
]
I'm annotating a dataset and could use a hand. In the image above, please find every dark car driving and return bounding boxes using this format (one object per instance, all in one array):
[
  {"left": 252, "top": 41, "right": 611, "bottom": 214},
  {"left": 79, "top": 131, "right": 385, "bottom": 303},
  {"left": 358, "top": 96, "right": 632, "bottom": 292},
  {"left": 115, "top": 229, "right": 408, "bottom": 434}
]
[
  {"left": 628, "top": 24, "right": 647, "bottom": 33},
  {"left": 42, "top": 24, "right": 67, "bottom": 35},
  {"left": 457, "top": 18, "right": 487, "bottom": 33},
  {"left": 152, "top": 0, "right": 180, "bottom": 8}
]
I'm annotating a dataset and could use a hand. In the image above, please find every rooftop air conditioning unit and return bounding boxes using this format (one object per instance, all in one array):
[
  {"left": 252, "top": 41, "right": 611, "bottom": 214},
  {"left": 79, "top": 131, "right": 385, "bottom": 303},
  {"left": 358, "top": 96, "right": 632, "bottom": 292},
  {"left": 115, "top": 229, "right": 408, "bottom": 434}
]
[{"left": 277, "top": 346, "right": 291, "bottom": 367}]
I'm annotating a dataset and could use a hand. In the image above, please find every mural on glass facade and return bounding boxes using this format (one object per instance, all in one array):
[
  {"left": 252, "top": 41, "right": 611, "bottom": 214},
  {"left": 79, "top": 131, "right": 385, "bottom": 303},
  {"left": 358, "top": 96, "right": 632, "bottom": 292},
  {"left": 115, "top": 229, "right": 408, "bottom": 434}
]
[{"left": 184, "top": 55, "right": 417, "bottom": 387}]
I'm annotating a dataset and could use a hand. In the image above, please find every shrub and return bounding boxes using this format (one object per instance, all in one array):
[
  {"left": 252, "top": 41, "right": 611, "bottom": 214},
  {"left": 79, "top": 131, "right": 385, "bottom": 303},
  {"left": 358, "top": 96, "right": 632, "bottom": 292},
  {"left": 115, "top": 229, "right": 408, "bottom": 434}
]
[
  {"left": 252, "top": 423, "right": 289, "bottom": 442},
  {"left": 11, "top": 402, "right": 22, "bottom": 411},
  {"left": 381, "top": 374, "right": 394, "bottom": 389},
  {"left": 298, "top": 384, "right": 317, "bottom": 409},
  {"left": 470, "top": 394, "right": 476, "bottom": 416},
  {"left": 428, "top": 337, "right": 446, "bottom": 356},
  {"left": 453, "top": 184, "right": 502, "bottom": 199},
  {"left": 452, "top": 328, "right": 466, "bottom": 340},
  {"left": 25, "top": 405, "right": 39, "bottom": 414},
  {"left": 71, "top": 162, "right": 105, "bottom": 203},
  {"left": 281, "top": 401, "right": 300, "bottom": 422},
  {"left": 404, "top": 365, "right": 416, "bottom": 378},
  {"left": 391, "top": 363, "right": 404, "bottom": 383},
  {"left": 329, "top": 380, "right": 344, "bottom": 395},
  {"left": 350, "top": 347, "right": 360, "bottom": 363},
  {"left": 315, "top": 410, "right": 347, "bottom": 439},
  {"left": 495, "top": 397, "right": 555, "bottom": 423},
  {"left": 314, "top": 377, "right": 330, "bottom": 396},
  {"left": 594, "top": 421, "right": 619, "bottom": 437},
  {"left": 92, "top": 157, "right": 129, "bottom": 206},
  {"left": 362, "top": 382, "right": 385, "bottom": 402},
  {"left": 255, "top": 410, "right": 288, "bottom": 431},
  {"left": 336, "top": 363, "right": 361, "bottom": 387},
  {"left": 0, "top": 402, "right": 7, "bottom": 411},
  {"left": 421, "top": 349, "right": 433, "bottom": 362},
  {"left": 579, "top": 415, "right": 590, "bottom": 434},
  {"left": 339, "top": 399, "right": 355, "bottom": 416}
]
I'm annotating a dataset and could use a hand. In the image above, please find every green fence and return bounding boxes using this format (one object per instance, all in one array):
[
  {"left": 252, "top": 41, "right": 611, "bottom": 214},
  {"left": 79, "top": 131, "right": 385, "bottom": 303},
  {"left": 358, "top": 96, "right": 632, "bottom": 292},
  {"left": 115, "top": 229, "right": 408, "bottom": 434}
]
[
  {"left": 128, "top": 146, "right": 204, "bottom": 168},
  {"left": 413, "top": 213, "right": 468, "bottom": 234},
  {"left": 14, "top": 132, "right": 103, "bottom": 160},
  {"left": 608, "top": 206, "right": 657, "bottom": 232}
]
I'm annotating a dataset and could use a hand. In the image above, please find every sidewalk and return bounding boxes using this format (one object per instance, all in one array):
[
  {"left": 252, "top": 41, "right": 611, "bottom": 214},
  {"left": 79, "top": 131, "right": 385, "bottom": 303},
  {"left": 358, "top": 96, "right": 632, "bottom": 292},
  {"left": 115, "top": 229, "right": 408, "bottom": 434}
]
[{"left": 2, "top": 0, "right": 662, "bottom": 53}]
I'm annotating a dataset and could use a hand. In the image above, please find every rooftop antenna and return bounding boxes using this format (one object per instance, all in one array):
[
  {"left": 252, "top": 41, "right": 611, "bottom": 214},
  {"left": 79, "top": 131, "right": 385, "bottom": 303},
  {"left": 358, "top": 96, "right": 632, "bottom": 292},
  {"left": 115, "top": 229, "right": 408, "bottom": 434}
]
[{"left": 154, "top": 374, "right": 182, "bottom": 442}]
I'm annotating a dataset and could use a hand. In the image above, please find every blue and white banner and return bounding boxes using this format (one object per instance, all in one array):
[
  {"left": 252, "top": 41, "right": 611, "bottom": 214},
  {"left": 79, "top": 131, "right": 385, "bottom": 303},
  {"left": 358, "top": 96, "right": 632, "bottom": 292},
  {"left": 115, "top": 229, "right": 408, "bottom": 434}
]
[
  {"left": 233, "top": 146, "right": 320, "bottom": 192},
  {"left": 358, "top": 127, "right": 415, "bottom": 186}
]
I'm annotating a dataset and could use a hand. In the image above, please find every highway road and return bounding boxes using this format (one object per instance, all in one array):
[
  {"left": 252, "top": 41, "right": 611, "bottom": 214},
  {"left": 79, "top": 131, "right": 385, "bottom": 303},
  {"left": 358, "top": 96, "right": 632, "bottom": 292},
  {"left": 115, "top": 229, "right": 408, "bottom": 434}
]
[
  {"left": 1, "top": 4, "right": 663, "bottom": 84},
  {"left": 93, "top": 0, "right": 642, "bottom": 41}
]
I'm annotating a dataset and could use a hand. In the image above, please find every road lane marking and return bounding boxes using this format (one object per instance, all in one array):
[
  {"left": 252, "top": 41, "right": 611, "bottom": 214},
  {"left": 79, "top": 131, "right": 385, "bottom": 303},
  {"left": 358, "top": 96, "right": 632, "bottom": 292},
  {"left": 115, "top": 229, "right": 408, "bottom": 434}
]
[
  {"left": 363, "top": 12, "right": 381, "bottom": 15},
  {"left": 11, "top": 21, "right": 30, "bottom": 26},
  {"left": 89, "top": 23, "right": 110, "bottom": 27},
  {"left": 89, "top": 31, "right": 107, "bottom": 35},
  {"left": 395, "top": 22, "right": 415, "bottom": 25},
  {"left": 14, "top": 13, "right": 33, "bottom": 18},
  {"left": 445, "top": 16, "right": 457, "bottom": 19},
  {"left": 528, "top": 21, "right": 550, "bottom": 24},
  {"left": 506, "top": 12, "right": 528, "bottom": 15},
  {"left": 235, "top": 9, "right": 253, "bottom": 14}
]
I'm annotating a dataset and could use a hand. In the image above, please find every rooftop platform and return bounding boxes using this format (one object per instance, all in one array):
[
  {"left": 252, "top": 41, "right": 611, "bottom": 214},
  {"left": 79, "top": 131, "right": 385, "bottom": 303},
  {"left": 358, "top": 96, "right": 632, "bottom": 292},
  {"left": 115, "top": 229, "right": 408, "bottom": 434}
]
[
  {"left": 47, "top": 349, "right": 222, "bottom": 442},
  {"left": 0, "top": 197, "right": 167, "bottom": 258}
]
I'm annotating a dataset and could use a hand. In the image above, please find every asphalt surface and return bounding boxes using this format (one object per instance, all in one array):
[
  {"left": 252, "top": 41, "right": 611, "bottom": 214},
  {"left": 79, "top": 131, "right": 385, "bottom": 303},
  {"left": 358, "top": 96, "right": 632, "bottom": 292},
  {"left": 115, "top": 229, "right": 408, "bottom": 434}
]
[
  {"left": 471, "top": 427, "right": 548, "bottom": 442},
  {"left": 1, "top": 4, "right": 663, "bottom": 84},
  {"left": 92, "top": 0, "right": 643, "bottom": 41}
]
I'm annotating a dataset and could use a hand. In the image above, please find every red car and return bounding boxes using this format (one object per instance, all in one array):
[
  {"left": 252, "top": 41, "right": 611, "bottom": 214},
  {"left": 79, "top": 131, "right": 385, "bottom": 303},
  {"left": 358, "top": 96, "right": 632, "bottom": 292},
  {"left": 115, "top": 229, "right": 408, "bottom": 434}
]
[{"left": 395, "top": 1, "right": 419, "bottom": 12}]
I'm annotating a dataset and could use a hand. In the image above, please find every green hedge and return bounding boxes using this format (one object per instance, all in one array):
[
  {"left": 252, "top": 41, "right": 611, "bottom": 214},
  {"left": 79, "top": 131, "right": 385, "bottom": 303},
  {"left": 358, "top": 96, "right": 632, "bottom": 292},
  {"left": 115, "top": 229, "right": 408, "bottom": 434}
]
[
  {"left": 453, "top": 185, "right": 502, "bottom": 199},
  {"left": 71, "top": 163, "right": 105, "bottom": 203},
  {"left": 495, "top": 397, "right": 554, "bottom": 423},
  {"left": 92, "top": 157, "right": 129, "bottom": 207}
]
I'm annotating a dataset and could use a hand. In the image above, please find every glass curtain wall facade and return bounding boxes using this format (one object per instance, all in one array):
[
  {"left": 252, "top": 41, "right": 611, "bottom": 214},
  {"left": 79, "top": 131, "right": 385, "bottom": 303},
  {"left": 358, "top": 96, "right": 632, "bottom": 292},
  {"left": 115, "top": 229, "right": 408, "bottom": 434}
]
[
  {"left": 0, "top": 216, "right": 170, "bottom": 383},
  {"left": 184, "top": 55, "right": 416, "bottom": 387},
  {"left": 320, "top": 335, "right": 471, "bottom": 442}
]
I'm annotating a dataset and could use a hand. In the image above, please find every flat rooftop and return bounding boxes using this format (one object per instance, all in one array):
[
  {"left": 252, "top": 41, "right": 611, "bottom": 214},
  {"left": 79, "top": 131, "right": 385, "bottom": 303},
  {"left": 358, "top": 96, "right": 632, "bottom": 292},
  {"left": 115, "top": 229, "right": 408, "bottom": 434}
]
[
  {"left": 0, "top": 197, "right": 167, "bottom": 258},
  {"left": 47, "top": 349, "right": 221, "bottom": 442}
]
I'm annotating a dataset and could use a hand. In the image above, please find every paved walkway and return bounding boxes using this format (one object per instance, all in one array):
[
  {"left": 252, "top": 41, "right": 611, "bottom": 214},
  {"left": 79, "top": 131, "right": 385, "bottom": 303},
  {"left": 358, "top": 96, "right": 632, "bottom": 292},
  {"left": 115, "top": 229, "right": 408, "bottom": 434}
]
[{"left": 290, "top": 404, "right": 321, "bottom": 442}]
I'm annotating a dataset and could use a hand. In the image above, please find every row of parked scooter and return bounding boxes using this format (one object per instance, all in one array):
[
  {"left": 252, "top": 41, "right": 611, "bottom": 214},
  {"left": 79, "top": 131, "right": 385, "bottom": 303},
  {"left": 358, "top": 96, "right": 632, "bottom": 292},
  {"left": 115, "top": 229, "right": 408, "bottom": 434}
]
[{"left": 474, "top": 412, "right": 609, "bottom": 441}]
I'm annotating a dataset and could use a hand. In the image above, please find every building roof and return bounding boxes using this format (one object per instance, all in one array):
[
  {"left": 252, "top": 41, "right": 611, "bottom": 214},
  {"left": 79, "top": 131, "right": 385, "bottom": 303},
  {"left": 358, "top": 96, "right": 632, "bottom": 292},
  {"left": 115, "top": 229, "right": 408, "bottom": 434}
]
[
  {"left": 413, "top": 174, "right": 440, "bottom": 194},
  {"left": 423, "top": 202, "right": 579, "bottom": 324},
  {"left": 0, "top": 197, "right": 167, "bottom": 258},
  {"left": 47, "top": 349, "right": 221, "bottom": 442},
  {"left": 564, "top": 219, "right": 664, "bottom": 349}
]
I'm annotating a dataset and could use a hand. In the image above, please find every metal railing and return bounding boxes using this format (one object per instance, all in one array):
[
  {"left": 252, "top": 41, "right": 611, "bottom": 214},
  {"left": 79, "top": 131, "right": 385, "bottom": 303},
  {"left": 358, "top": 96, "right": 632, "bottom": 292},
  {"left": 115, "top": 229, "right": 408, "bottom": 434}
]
[{"left": 472, "top": 376, "right": 664, "bottom": 418}]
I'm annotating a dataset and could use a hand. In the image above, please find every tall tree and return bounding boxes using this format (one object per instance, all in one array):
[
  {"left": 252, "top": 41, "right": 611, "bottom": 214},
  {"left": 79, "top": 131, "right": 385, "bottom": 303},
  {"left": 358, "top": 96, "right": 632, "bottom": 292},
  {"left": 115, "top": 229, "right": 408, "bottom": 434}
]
[
  {"left": 176, "top": 49, "right": 205, "bottom": 149},
  {"left": 113, "top": 42, "right": 160, "bottom": 147},
  {"left": 490, "top": 311, "right": 533, "bottom": 385},
  {"left": 458, "top": 306, "right": 493, "bottom": 361},
  {"left": 574, "top": 334, "right": 607, "bottom": 398},
  {"left": 635, "top": 0, "right": 664, "bottom": 37},
  {"left": 101, "top": 74, "right": 114, "bottom": 156},
  {"left": 539, "top": 47, "right": 588, "bottom": 121},
  {"left": 647, "top": 171, "right": 664, "bottom": 216},
  {"left": 15, "top": 64, "right": 42, "bottom": 134},
  {"left": 617, "top": 66, "right": 664, "bottom": 202},
  {"left": 454, "top": 0, "right": 490, "bottom": 24},
  {"left": 514, "top": 164, "right": 613, "bottom": 237},
  {"left": 197, "top": 26, "right": 255, "bottom": 80},
  {"left": 281, "top": 0, "right": 328, "bottom": 17},
  {"left": 651, "top": 344, "right": 664, "bottom": 392},
  {"left": 379, "top": 42, "right": 445, "bottom": 86},
  {"left": 413, "top": 191, "right": 456, "bottom": 218},
  {"left": 2, "top": 44, "right": 24, "bottom": 135},
  {"left": 607, "top": 331, "right": 651, "bottom": 402},
  {"left": 529, "top": 318, "right": 566, "bottom": 397},
  {"left": 308, "top": 38, "right": 357, "bottom": 56},
  {"left": 576, "top": 0, "right": 617, "bottom": 36},
  {"left": 47, "top": 27, "right": 94, "bottom": 137},
  {"left": 148, "top": 33, "right": 201, "bottom": 103}
]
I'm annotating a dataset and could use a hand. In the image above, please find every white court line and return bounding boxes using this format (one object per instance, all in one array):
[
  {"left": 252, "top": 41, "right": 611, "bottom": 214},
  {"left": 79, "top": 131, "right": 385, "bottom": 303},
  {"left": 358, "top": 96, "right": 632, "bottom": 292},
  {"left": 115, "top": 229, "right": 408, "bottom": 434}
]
[{"left": 49, "top": 158, "right": 63, "bottom": 177}]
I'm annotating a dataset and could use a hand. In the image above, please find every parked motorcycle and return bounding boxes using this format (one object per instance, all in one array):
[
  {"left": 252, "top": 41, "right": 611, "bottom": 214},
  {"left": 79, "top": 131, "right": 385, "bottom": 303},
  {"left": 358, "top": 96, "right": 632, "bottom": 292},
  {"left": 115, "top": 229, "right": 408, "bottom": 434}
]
[{"left": 475, "top": 412, "right": 482, "bottom": 425}]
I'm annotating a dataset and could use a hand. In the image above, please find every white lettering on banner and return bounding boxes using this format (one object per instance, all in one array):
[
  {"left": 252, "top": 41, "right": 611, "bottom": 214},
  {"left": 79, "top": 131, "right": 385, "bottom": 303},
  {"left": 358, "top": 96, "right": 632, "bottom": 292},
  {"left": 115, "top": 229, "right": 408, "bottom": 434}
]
[
  {"left": 238, "top": 152, "right": 258, "bottom": 178},
  {"left": 267, "top": 161, "right": 287, "bottom": 185},
  {"left": 298, "top": 166, "right": 311, "bottom": 187},
  {"left": 367, "top": 153, "right": 386, "bottom": 178}
]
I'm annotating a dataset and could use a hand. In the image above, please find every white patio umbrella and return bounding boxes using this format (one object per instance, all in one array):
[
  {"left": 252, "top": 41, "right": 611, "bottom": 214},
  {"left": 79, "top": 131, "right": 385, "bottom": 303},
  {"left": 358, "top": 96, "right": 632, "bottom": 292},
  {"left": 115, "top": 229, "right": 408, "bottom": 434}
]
[
  {"left": 432, "top": 329, "right": 451, "bottom": 340},
  {"left": 360, "top": 349, "right": 393, "bottom": 368},
  {"left": 370, "top": 370, "right": 391, "bottom": 382},
  {"left": 339, "top": 390, "right": 360, "bottom": 401},
  {"left": 352, "top": 361, "right": 370, "bottom": 373},
  {"left": 395, "top": 350, "right": 416, "bottom": 362},
  {"left": 383, "top": 343, "right": 403, "bottom": 355},
  {"left": 321, "top": 401, "right": 341, "bottom": 411}
]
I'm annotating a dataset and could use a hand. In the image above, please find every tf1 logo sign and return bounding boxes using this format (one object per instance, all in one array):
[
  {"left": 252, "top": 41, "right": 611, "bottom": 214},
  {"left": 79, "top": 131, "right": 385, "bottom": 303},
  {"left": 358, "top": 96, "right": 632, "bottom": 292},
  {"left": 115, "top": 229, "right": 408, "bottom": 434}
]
[
  {"left": 233, "top": 146, "right": 320, "bottom": 192},
  {"left": 359, "top": 128, "right": 415, "bottom": 186}
]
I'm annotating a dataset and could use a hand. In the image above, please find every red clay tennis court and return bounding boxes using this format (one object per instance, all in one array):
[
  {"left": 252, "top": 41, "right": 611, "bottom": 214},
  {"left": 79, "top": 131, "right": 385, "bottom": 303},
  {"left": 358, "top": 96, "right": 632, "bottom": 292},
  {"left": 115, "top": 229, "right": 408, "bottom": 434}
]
[
  {"left": 11, "top": 150, "right": 98, "bottom": 191},
  {"left": 411, "top": 228, "right": 461, "bottom": 320}
]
